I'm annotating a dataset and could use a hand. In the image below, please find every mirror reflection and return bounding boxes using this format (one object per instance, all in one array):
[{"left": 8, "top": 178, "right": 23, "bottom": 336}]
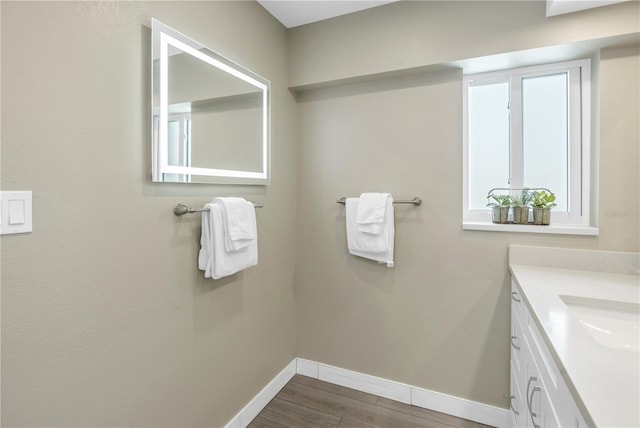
[{"left": 151, "top": 19, "right": 270, "bottom": 184}]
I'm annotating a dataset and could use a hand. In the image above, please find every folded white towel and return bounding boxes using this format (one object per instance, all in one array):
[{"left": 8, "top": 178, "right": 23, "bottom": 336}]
[
  {"left": 213, "top": 197, "right": 257, "bottom": 252},
  {"left": 357, "top": 193, "right": 392, "bottom": 235},
  {"left": 346, "top": 197, "right": 394, "bottom": 267},
  {"left": 198, "top": 202, "right": 258, "bottom": 279}
]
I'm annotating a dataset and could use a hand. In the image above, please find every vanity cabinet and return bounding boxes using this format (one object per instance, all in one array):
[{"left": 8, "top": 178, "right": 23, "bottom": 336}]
[{"left": 510, "top": 281, "right": 588, "bottom": 428}]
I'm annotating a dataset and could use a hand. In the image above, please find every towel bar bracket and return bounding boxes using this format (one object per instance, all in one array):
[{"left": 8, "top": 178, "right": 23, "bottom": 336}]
[
  {"left": 336, "top": 197, "right": 422, "bottom": 206},
  {"left": 174, "top": 203, "right": 200, "bottom": 216}
]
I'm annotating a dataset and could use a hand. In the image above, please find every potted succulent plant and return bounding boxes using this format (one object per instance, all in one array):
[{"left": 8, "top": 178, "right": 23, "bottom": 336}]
[
  {"left": 531, "top": 190, "right": 556, "bottom": 225},
  {"left": 487, "top": 194, "right": 514, "bottom": 224},
  {"left": 513, "top": 188, "right": 532, "bottom": 224}
]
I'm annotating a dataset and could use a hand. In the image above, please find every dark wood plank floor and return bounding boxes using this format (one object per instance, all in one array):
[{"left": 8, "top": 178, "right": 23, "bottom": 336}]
[{"left": 248, "top": 375, "right": 494, "bottom": 428}]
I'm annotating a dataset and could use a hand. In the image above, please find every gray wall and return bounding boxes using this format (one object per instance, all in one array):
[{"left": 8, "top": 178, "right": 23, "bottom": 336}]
[
  {"left": 288, "top": 0, "right": 640, "bottom": 87},
  {"left": 1, "top": 0, "right": 638, "bottom": 426},
  {"left": 292, "top": 0, "right": 639, "bottom": 409},
  {"left": 1, "top": 1, "right": 297, "bottom": 426}
]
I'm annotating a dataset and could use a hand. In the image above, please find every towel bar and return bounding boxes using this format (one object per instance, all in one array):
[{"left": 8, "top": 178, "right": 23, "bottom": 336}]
[
  {"left": 336, "top": 196, "right": 422, "bottom": 206},
  {"left": 174, "top": 202, "right": 263, "bottom": 216}
]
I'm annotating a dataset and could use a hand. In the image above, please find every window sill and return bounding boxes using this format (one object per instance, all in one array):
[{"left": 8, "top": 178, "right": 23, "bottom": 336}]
[{"left": 462, "top": 221, "right": 599, "bottom": 236}]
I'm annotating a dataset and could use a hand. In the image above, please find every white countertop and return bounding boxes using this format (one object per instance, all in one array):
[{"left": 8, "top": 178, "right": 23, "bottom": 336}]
[{"left": 510, "top": 264, "right": 640, "bottom": 428}]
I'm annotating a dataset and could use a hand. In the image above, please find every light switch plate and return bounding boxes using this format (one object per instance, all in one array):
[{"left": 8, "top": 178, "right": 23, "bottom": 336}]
[{"left": 1, "top": 191, "right": 32, "bottom": 235}]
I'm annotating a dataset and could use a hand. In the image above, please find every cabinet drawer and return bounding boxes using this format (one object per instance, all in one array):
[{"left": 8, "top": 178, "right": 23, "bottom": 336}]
[
  {"left": 511, "top": 280, "right": 526, "bottom": 322},
  {"left": 510, "top": 363, "right": 525, "bottom": 428},
  {"left": 510, "top": 307, "right": 525, "bottom": 379}
]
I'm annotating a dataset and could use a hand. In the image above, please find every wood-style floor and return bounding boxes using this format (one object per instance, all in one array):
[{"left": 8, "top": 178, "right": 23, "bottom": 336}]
[{"left": 248, "top": 375, "right": 493, "bottom": 428}]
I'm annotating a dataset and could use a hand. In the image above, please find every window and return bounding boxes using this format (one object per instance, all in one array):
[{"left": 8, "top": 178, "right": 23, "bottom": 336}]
[
  {"left": 153, "top": 113, "right": 191, "bottom": 183},
  {"left": 462, "top": 60, "right": 595, "bottom": 234}
]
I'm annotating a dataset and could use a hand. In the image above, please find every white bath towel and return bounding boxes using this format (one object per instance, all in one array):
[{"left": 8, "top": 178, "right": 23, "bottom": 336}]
[
  {"left": 213, "top": 197, "right": 257, "bottom": 252},
  {"left": 356, "top": 192, "right": 392, "bottom": 234},
  {"left": 198, "top": 202, "right": 258, "bottom": 279},
  {"left": 346, "top": 197, "right": 395, "bottom": 267}
]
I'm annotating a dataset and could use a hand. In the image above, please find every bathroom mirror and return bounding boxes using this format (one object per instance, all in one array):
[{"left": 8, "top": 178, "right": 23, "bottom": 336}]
[{"left": 151, "top": 19, "right": 270, "bottom": 184}]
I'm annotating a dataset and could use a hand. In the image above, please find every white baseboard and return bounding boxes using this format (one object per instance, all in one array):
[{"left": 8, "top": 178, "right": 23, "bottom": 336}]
[
  {"left": 411, "top": 385, "right": 510, "bottom": 428},
  {"left": 316, "top": 362, "right": 412, "bottom": 404},
  {"left": 226, "top": 357, "right": 511, "bottom": 428},
  {"left": 296, "top": 357, "right": 319, "bottom": 378},
  {"left": 224, "top": 359, "right": 297, "bottom": 428}
]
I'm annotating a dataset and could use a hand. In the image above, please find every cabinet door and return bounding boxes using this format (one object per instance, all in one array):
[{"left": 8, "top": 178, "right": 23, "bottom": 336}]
[
  {"left": 511, "top": 282, "right": 528, "bottom": 428},
  {"left": 523, "top": 335, "right": 542, "bottom": 428},
  {"left": 523, "top": 337, "right": 560, "bottom": 428},
  {"left": 524, "top": 371, "right": 543, "bottom": 427},
  {"left": 555, "top": 389, "right": 588, "bottom": 428},
  {"left": 511, "top": 279, "right": 586, "bottom": 428},
  {"left": 539, "top": 384, "right": 560, "bottom": 428},
  {"left": 510, "top": 363, "right": 525, "bottom": 428},
  {"left": 511, "top": 281, "right": 525, "bottom": 320},
  {"left": 573, "top": 409, "right": 588, "bottom": 428}
]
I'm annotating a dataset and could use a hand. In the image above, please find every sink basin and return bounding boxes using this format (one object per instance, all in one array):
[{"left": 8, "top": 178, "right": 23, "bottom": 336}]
[{"left": 560, "top": 295, "right": 640, "bottom": 353}]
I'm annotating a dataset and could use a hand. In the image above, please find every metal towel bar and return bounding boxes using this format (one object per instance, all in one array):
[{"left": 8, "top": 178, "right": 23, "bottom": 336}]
[
  {"left": 336, "top": 196, "right": 422, "bottom": 206},
  {"left": 174, "top": 202, "right": 263, "bottom": 216}
]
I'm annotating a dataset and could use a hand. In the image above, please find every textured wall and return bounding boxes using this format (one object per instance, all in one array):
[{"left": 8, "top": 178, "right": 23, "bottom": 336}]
[
  {"left": 293, "top": 2, "right": 639, "bottom": 409},
  {"left": 295, "top": 71, "right": 515, "bottom": 405},
  {"left": 288, "top": 0, "right": 640, "bottom": 87},
  {"left": 1, "top": 1, "right": 638, "bottom": 426},
  {"left": 599, "top": 44, "right": 640, "bottom": 249},
  {"left": 1, "top": 2, "right": 297, "bottom": 426}
]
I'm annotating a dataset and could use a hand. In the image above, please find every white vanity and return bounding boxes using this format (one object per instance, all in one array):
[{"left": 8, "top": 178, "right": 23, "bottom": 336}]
[{"left": 509, "top": 245, "right": 639, "bottom": 428}]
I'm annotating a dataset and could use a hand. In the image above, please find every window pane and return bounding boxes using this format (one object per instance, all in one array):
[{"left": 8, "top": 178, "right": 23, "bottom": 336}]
[
  {"left": 522, "top": 73, "right": 568, "bottom": 211},
  {"left": 164, "top": 119, "right": 184, "bottom": 183},
  {"left": 167, "top": 119, "right": 182, "bottom": 166},
  {"left": 468, "top": 82, "right": 510, "bottom": 209}
]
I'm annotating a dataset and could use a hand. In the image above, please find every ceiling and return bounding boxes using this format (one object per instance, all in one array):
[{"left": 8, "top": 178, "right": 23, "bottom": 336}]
[
  {"left": 257, "top": 0, "right": 630, "bottom": 28},
  {"left": 256, "top": 0, "right": 399, "bottom": 28}
]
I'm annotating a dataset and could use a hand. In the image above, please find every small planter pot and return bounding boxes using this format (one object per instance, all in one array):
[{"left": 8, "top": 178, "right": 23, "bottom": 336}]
[
  {"left": 491, "top": 206, "right": 510, "bottom": 224},
  {"left": 532, "top": 207, "right": 551, "bottom": 225},
  {"left": 513, "top": 206, "right": 530, "bottom": 224}
]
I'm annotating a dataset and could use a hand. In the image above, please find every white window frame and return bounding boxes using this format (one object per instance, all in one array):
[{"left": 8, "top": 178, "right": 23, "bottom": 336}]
[
  {"left": 462, "top": 59, "right": 597, "bottom": 235},
  {"left": 153, "top": 113, "right": 191, "bottom": 183}
]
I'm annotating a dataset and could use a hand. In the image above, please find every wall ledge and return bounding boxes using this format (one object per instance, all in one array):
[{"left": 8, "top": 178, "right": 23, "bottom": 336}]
[
  {"left": 290, "top": 33, "right": 639, "bottom": 92},
  {"left": 463, "top": 221, "right": 599, "bottom": 236}
]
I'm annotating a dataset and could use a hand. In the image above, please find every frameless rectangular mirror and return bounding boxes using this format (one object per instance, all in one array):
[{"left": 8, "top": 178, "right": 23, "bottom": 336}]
[{"left": 151, "top": 19, "right": 270, "bottom": 184}]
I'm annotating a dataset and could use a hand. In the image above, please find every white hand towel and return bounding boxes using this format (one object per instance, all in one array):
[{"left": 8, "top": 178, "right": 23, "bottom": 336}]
[
  {"left": 198, "top": 202, "right": 258, "bottom": 279},
  {"left": 198, "top": 202, "right": 215, "bottom": 275},
  {"left": 346, "top": 197, "right": 394, "bottom": 267},
  {"left": 213, "top": 197, "right": 257, "bottom": 252},
  {"left": 356, "top": 193, "right": 392, "bottom": 235}
]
